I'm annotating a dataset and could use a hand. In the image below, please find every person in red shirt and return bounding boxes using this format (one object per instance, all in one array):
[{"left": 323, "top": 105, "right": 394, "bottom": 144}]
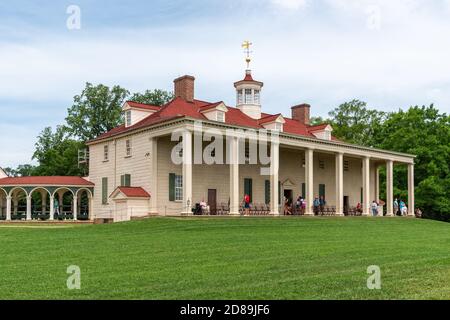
[{"left": 243, "top": 194, "right": 251, "bottom": 216}]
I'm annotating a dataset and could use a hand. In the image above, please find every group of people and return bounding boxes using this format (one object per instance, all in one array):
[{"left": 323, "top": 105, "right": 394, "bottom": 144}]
[{"left": 394, "top": 198, "right": 408, "bottom": 216}]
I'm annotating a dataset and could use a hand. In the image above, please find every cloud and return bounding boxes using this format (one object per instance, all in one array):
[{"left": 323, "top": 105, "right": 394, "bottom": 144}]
[{"left": 271, "top": 0, "right": 308, "bottom": 10}]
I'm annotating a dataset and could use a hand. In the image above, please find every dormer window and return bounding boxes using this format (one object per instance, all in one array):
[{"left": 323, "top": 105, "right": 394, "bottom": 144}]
[
  {"left": 217, "top": 111, "right": 225, "bottom": 122},
  {"left": 274, "top": 122, "right": 283, "bottom": 131},
  {"left": 125, "top": 110, "right": 132, "bottom": 127}
]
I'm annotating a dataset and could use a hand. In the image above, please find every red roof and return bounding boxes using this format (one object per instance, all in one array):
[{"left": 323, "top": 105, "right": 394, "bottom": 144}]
[
  {"left": 113, "top": 187, "right": 150, "bottom": 198},
  {"left": 308, "top": 123, "right": 331, "bottom": 131},
  {"left": 199, "top": 101, "right": 225, "bottom": 112},
  {"left": 0, "top": 176, "right": 94, "bottom": 186},
  {"left": 126, "top": 101, "right": 161, "bottom": 111},
  {"left": 258, "top": 114, "right": 283, "bottom": 125},
  {"left": 89, "top": 96, "right": 334, "bottom": 143}
]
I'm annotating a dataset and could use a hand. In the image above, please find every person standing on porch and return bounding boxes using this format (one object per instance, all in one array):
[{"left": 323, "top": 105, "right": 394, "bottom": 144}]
[
  {"left": 313, "top": 197, "right": 320, "bottom": 216},
  {"left": 54, "top": 197, "right": 60, "bottom": 217},
  {"left": 394, "top": 198, "right": 399, "bottom": 216},
  {"left": 371, "top": 201, "right": 378, "bottom": 216},
  {"left": 243, "top": 194, "right": 250, "bottom": 216}
]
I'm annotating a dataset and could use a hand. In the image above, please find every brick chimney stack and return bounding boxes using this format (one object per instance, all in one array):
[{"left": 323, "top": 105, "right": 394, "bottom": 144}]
[
  {"left": 291, "top": 104, "right": 311, "bottom": 126},
  {"left": 174, "top": 75, "right": 195, "bottom": 103}
]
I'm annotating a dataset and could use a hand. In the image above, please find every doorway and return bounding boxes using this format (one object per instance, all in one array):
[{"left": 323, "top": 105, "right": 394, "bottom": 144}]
[
  {"left": 284, "top": 189, "right": 293, "bottom": 205},
  {"left": 343, "top": 196, "right": 350, "bottom": 215},
  {"left": 208, "top": 189, "right": 217, "bottom": 215}
]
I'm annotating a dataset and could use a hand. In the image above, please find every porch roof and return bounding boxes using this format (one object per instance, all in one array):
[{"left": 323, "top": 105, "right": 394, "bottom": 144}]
[{"left": 0, "top": 176, "right": 94, "bottom": 187}]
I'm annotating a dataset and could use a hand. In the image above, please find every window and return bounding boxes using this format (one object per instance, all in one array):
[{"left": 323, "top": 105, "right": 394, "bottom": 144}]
[
  {"left": 265, "top": 180, "right": 270, "bottom": 205},
  {"left": 103, "top": 145, "right": 109, "bottom": 161},
  {"left": 175, "top": 175, "right": 183, "bottom": 201},
  {"left": 319, "top": 184, "right": 326, "bottom": 200},
  {"left": 319, "top": 160, "right": 325, "bottom": 169},
  {"left": 245, "top": 89, "right": 252, "bottom": 104},
  {"left": 344, "top": 160, "right": 350, "bottom": 171},
  {"left": 274, "top": 123, "right": 282, "bottom": 131},
  {"left": 244, "top": 142, "right": 250, "bottom": 161},
  {"left": 254, "top": 90, "right": 260, "bottom": 104},
  {"left": 169, "top": 173, "right": 183, "bottom": 201},
  {"left": 237, "top": 89, "right": 243, "bottom": 104},
  {"left": 126, "top": 110, "right": 132, "bottom": 127},
  {"left": 125, "top": 139, "right": 132, "bottom": 157},
  {"left": 120, "top": 174, "right": 131, "bottom": 187},
  {"left": 216, "top": 111, "right": 225, "bottom": 122},
  {"left": 175, "top": 144, "right": 183, "bottom": 158},
  {"left": 102, "top": 177, "right": 108, "bottom": 205}
]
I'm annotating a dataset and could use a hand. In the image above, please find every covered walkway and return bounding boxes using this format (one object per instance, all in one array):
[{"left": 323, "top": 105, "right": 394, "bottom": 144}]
[{"left": 0, "top": 176, "right": 94, "bottom": 221}]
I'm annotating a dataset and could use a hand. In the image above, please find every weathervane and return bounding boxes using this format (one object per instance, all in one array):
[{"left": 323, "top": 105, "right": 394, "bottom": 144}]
[{"left": 242, "top": 40, "right": 253, "bottom": 69}]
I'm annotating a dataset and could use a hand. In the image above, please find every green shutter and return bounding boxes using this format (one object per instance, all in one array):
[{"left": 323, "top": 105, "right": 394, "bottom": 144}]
[
  {"left": 265, "top": 180, "right": 270, "bottom": 204},
  {"left": 244, "top": 178, "right": 253, "bottom": 202},
  {"left": 319, "top": 184, "right": 326, "bottom": 200},
  {"left": 302, "top": 183, "right": 306, "bottom": 199},
  {"left": 360, "top": 187, "right": 363, "bottom": 203},
  {"left": 120, "top": 175, "right": 125, "bottom": 186},
  {"left": 125, "top": 174, "right": 131, "bottom": 187},
  {"left": 102, "top": 177, "right": 108, "bottom": 205},
  {"left": 169, "top": 173, "right": 176, "bottom": 201}
]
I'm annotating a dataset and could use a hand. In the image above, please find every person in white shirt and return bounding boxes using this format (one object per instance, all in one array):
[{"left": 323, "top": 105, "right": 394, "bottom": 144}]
[{"left": 371, "top": 201, "right": 379, "bottom": 216}]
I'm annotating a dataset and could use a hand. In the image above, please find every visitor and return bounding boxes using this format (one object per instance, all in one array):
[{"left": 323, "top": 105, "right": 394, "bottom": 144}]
[
  {"left": 200, "top": 199, "right": 208, "bottom": 215},
  {"left": 54, "top": 197, "right": 60, "bottom": 217},
  {"left": 313, "top": 197, "right": 320, "bottom": 215},
  {"left": 356, "top": 202, "right": 362, "bottom": 215},
  {"left": 415, "top": 208, "right": 422, "bottom": 218},
  {"left": 319, "top": 196, "right": 326, "bottom": 215},
  {"left": 243, "top": 194, "right": 251, "bottom": 216},
  {"left": 284, "top": 197, "right": 292, "bottom": 215},
  {"left": 371, "top": 200, "right": 378, "bottom": 216},
  {"left": 394, "top": 198, "right": 399, "bottom": 216},
  {"left": 399, "top": 199, "right": 406, "bottom": 216}
]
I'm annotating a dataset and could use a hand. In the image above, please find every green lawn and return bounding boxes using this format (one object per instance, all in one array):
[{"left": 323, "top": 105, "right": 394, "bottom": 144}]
[{"left": 0, "top": 217, "right": 449, "bottom": 300}]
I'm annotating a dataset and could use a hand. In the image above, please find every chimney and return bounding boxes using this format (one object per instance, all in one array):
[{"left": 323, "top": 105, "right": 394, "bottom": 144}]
[
  {"left": 291, "top": 104, "right": 311, "bottom": 126},
  {"left": 174, "top": 75, "right": 195, "bottom": 103}
]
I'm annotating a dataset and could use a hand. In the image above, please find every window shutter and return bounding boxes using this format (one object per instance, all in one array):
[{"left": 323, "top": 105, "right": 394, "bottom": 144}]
[
  {"left": 120, "top": 175, "right": 124, "bottom": 186},
  {"left": 302, "top": 183, "right": 306, "bottom": 199},
  {"left": 169, "top": 173, "right": 176, "bottom": 201},
  {"left": 102, "top": 177, "right": 108, "bottom": 205},
  {"left": 319, "top": 184, "right": 326, "bottom": 200},
  {"left": 265, "top": 180, "right": 270, "bottom": 205},
  {"left": 125, "top": 174, "right": 131, "bottom": 187}
]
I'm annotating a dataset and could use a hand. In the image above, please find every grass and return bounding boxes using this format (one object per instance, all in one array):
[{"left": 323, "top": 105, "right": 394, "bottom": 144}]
[{"left": 0, "top": 217, "right": 449, "bottom": 300}]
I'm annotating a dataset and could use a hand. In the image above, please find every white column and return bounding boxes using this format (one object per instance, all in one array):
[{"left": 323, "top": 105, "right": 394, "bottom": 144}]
[
  {"left": 335, "top": 152, "right": 344, "bottom": 216},
  {"left": 305, "top": 148, "right": 314, "bottom": 216},
  {"left": 73, "top": 195, "right": 78, "bottom": 221},
  {"left": 89, "top": 196, "right": 94, "bottom": 220},
  {"left": 6, "top": 196, "right": 12, "bottom": 221},
  {"left": 41, "top": 191, "right": 47, "bottom": 214},
  {"left": 386, "top": 160, "right": 394, "bottom": 216},
  {"left": 26, "top": 196, "right": 32, "bottom": 221},
  {"left": 149, "top": 137, "right": 158, "bottom": 215},
  {"left": 270, "top": 141, "right": 280, "bottom": 215},
  {"left": 408, "top": 163, "right": 415, "bottom": 217},
  {"left": 182, "top": 130, "right": 193, "bottom": 214},
  {"left": 49, "top": 196, "right": 55, "bottom": 221},
  {"left": 229, "top": 136, "right": 240, "bottom": 215},
  {"left": 362, "top": 156, "right": 370, "bottom": 216}
]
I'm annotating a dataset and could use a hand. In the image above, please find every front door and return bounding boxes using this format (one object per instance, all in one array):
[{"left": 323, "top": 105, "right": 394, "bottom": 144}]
[
  {"left": 208, "top": 189, "right": 217, "bottom": 215},
  {"left": 343, "top": 196, "right": 350, "bottom": 215}
]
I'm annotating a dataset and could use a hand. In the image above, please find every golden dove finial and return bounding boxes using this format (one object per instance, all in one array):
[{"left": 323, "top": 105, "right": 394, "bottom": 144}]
[{"left": 242, "top": 40, "right": 253, "bottom": 69}]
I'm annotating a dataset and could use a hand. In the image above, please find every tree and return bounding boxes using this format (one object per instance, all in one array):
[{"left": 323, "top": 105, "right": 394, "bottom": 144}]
[
  {"left": 2, "top": 165, "right": 36, "bottom": 177},
  {"left": 66, "top": 83, "right": 130, "bottom": 142},
  {"left": 328, "top": 100, "right": 386, "bottom": 147},
  {"left": 32, "top": 126, "right": 85, "bottom": 176},
  {"left": 129, "top": 89, "right": 173, "bottom": 106},
  {"left": 376, "top": 105, "right": 450, "bottom": 221}
]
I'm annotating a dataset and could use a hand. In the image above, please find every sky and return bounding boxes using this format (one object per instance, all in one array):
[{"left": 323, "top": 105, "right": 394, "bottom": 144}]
[{"left": 1, "top": 0, "right": 450, "bottom": 168}]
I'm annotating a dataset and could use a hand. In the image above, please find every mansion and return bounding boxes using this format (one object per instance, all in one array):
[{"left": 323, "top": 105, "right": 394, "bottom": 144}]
[{"left": 0, "top": 68, "right": 416, "bottom": 222}]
